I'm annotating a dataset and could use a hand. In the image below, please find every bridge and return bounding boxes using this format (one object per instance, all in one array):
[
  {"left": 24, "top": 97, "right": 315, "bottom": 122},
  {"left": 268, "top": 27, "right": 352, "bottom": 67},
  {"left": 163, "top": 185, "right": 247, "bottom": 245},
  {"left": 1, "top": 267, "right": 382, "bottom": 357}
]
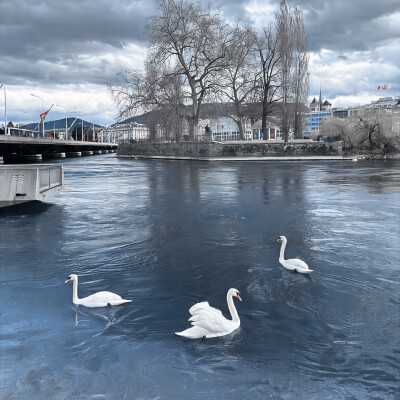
[{"left": 0, "top": 135, "right": 117, "bottom": 163}]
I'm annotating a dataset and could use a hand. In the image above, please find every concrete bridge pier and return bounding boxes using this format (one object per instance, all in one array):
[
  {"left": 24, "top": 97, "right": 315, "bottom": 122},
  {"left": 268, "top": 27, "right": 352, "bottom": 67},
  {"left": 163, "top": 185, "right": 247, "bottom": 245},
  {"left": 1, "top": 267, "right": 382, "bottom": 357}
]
[
  {"left": 82, "top": 151, "right": 93, "bottom": 156},
  {"left": 66, "top": 152, "right": 82, "bottom": 157},
  {"left": 45, "top": 153, "right": 66, "bottom": 159},
  {"left": 3, "top": 154, "right": 43, "bottom": 163}
]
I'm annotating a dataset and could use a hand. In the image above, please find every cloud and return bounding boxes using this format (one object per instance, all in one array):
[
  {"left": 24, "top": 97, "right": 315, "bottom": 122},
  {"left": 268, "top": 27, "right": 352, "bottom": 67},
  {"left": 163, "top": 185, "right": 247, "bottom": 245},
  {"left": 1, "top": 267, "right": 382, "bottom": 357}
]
[
  {"left": 294, "top": 0, "right": 400, "bottom": 52},
  {"left": 309, "top": 47, "right": 400, "bottom": 107},
  {"left": 4, "top": 83, "right": 117, "bottom": 127},
  {"left": 0, "top": 0, "right": 153, "bottom": 84},
  {"left": 1, "top": 0, "right": 399, "bottom": 126}
]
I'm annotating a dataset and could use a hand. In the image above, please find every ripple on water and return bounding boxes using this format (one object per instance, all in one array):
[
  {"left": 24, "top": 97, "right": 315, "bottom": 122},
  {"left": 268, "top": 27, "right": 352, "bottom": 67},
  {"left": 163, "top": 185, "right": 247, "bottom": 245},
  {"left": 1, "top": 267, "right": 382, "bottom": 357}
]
[{"left": 1, "top": 157, "right": 400, "bottom": 399}]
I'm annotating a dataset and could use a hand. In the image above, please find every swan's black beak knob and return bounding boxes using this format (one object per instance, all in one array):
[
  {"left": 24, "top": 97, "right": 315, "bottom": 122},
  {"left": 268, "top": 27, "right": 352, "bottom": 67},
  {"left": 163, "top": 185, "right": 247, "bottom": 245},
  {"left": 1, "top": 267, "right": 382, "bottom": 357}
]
[{"left": 64, "top": 277, "right": 71, "bottom": 283}]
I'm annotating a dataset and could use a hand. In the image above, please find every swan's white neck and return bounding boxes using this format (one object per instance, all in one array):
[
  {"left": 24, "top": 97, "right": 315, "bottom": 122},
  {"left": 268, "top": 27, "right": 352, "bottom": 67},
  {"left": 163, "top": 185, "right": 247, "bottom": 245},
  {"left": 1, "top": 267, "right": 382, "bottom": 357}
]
[
  {"left": 279, "top": 239, "right": 287, "bottom": 262},
  {"left": 72, "top": 278, "right": 81, "bottom": 305},
  {"left": 227, "top": 292, "right": 240, "bottom": 323}
]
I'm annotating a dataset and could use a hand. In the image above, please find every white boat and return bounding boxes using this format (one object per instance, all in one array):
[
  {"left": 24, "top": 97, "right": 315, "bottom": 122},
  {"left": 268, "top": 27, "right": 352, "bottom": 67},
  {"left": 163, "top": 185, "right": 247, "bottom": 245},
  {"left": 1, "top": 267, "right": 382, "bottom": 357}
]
[{"left": 0, "top": 164, "right": 64, "bottom": 208}]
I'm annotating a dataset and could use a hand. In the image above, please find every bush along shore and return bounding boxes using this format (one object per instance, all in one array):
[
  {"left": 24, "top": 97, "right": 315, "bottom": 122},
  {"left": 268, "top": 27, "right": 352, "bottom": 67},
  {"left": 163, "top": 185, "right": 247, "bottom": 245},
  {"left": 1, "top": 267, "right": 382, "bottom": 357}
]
[{"left": 117, "top": 140, "right": 347, "bottom": 160}]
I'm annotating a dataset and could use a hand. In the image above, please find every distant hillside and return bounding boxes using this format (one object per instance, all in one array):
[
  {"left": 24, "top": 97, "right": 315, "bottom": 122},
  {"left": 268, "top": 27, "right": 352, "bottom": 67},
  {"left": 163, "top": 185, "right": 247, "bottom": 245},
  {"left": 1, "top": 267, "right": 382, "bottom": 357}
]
[{"left": 20, "top": 117, "right": 105, "bottom": 131}]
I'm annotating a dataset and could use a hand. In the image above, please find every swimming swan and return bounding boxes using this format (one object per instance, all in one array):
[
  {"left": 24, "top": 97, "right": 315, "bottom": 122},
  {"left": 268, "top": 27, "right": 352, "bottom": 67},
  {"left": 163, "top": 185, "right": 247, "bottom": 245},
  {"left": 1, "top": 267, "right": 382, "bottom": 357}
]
[
  {"left": 64, "top": 274, "right": 132, "bottom": 308},
  {"left": 277, "top": 236, "right": 313, "bottom": 274},
  {"left": 175, "top": 288, "right": 242, "bottom": 339}
]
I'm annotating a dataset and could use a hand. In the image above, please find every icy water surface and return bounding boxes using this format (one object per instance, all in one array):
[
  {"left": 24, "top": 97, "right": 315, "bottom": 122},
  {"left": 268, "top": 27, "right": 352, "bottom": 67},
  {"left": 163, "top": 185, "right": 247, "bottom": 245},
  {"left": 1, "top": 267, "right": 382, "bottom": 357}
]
[{"left": 1, "top": 156, "right": 400, "bottom": 399}]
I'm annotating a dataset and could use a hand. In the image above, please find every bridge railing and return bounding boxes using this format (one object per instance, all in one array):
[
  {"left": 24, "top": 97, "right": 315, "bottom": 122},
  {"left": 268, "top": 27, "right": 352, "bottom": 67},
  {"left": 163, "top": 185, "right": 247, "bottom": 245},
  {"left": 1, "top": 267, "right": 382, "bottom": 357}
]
[
  {"left": 9, "top": 128, "right": 39, "bottom": 138},
  {"left": 7, "top": 127, "right": 58, "bottom": 139},
  {"left": 4, "top": 127, "right": 117, "bottom": 143}
]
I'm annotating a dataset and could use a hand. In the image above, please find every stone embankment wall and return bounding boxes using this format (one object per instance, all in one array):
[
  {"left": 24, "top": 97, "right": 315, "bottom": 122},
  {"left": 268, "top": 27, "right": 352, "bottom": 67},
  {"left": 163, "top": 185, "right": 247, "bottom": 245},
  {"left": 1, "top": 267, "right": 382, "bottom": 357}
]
[{"left": 117, "top": 140, "right": 343, "bottom": 159}]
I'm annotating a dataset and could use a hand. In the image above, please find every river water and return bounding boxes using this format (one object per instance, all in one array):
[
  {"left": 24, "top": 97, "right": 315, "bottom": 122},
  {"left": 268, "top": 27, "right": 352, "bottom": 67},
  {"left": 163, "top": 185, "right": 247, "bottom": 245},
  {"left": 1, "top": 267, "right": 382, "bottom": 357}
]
[{"left": 1, "top": 155, "right": 399, "bottom": 399}]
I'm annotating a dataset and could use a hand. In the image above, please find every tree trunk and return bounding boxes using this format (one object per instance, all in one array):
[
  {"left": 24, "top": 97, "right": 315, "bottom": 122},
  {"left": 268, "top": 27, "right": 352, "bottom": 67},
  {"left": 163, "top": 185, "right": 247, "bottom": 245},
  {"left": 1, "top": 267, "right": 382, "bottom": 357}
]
[
  {"left": 149, "top": 125, "right": 157, "bottom": 142},
  {"left": 261, "top": 94, "right": 269, "bottom": 138},
  {"left": 238, "top": 119, "right": 245, "bottom": 140},
  {"left": 188, "top": 122, "right": 194, "bottom": 141}
]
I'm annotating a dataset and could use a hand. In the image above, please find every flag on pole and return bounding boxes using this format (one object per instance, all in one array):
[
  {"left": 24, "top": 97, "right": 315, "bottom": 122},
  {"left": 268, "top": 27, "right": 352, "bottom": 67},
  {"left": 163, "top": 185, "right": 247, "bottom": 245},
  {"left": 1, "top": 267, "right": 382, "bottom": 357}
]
[{"left": 40, "top": 104, "right": 54, "bottom": 122}]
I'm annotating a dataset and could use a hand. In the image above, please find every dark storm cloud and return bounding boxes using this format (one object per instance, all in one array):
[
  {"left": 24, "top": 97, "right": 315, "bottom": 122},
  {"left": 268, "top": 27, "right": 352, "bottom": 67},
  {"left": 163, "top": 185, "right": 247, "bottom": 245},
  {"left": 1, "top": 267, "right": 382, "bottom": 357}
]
[
  {"left": 1, "top": 0, "right": 399, "bottom": 124},
  {"left": 2, "top": 0, "right": 399, "bottom": 86},
  {"left": 211, "top": 0, "right": 400, "bottom": 103},
  {"left": 0, "top": 0, "right": 156, "bottom": 84},
  {"left": 213, "top": 0, "right": 400, "bottom": 54},
  {"left": 295, "top": 0, "right": 400, "bottom": 52}
]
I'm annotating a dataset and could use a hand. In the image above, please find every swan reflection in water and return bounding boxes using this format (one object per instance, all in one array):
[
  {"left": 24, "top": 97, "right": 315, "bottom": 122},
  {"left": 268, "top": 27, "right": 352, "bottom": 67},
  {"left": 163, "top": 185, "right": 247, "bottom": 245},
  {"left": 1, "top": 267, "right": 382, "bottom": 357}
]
[{"left": 71, "top": 304, "right": 134, "bottom": 328}]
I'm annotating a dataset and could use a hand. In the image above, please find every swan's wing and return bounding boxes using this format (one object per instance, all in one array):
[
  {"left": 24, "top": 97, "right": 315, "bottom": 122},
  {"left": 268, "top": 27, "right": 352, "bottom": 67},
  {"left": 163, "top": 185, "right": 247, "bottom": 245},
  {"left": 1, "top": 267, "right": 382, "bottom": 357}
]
[
  {"left": 175, "top": 325, "right": 209, "bottom": 339},
  {"left": 188, "top": 302, "right": 231, "bottom": 333},
  {"left": 287, "top": 258, "right": 310, "bottom": 270},
  {"left": 189, "top": 301, "right": 211, "bottom": 316},
  {"left": 108, "top": 299, "right": 132, "bottom": 306},
  {"left": 82, "top": 291, "right": 122, "bottom": 304}
]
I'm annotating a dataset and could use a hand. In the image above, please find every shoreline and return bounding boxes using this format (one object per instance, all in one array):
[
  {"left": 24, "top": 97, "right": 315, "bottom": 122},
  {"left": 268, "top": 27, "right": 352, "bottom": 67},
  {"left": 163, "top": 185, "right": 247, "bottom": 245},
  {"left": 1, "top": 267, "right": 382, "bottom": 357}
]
[
  {"left": 117, "top": 154, "right": 351, "bottom": 161},
  {"left": 117, "top": 140, "right": 400, "bottom": 161}
]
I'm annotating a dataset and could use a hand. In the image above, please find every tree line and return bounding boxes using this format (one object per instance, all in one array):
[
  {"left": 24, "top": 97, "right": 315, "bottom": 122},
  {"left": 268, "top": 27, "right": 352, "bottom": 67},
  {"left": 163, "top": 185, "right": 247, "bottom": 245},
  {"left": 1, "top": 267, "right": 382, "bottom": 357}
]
[
  {"left": 318, "top": 108, "right": 400, "bottom": 155},
  {"left": 109, "top": 0, "right": 309, "bottom": 142}
]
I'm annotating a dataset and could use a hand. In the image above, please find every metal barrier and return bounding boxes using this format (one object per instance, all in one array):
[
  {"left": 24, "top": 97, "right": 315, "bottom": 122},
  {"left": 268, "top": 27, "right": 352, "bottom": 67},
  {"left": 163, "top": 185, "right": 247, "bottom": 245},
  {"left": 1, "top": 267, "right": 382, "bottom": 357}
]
[
  {"left": 7, "top": 127, "right": 54, "bottom": 139},
  {"left": 5, "top": 127, "right": 116, "bottom": 142}
]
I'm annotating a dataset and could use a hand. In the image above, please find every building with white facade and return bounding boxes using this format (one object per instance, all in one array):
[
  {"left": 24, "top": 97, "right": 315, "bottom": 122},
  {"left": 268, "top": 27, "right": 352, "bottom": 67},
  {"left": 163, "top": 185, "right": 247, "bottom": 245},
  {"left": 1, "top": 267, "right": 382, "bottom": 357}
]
[
  {"left": 197, "top": 117, "right": 253, "bottom": 141},
  {"left": 104, "top": 122, "right": 150, "bottom": 142},
  {"left": 250, "top": 120, "right": 284, "bottom": 140},
  {"left": 348, "top": 97, "right": 400, "bottom": 117},
  {"left": 369, "top": 97, "right": 400, "bottom": 109},
  {"left": 112, "top": 101, "right": 308, "bottom": 142}
]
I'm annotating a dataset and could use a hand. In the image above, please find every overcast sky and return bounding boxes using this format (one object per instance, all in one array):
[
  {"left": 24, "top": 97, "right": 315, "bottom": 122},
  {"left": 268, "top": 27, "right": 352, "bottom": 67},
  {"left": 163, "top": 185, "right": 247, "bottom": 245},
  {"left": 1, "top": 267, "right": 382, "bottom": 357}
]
[{"left": 1, "top": 0, "right": 399, "bottom": 126}]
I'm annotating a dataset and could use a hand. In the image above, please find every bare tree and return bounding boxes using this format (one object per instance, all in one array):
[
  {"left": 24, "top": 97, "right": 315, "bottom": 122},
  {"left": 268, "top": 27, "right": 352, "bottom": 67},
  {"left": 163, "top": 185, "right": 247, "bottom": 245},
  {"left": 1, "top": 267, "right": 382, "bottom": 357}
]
[
  {"left": 109, "top": 61, "right": 186, "bottom": 141},
  {"left": 355, "top": 110, "right": 400, "bottom": 154},
  {"left": 291, "top": 8, "right": 309, "bottom": 139},
  {"left": 319, "top": 116, "right": 353, "bottom": 146},
  {"left": 109, "top": 0, "right": 310, "bottom": 144},
  {"left": 253, "top": 25, "right": 282, "bottom": 138},
  {"left": 276, "top": 0, "right": 309, "bottom": 141},
  {"left": 147, "top": 0, "right": 233, "bottom": 140},
  {"left": 215, "top": 25, "right": 258, "bottom": 140},
  {"left": 321, "top": 110, "right": 400, "bottom": 154},
  {"left": 276, "top": 0, "right": 294, "bottom": 142},
  {"left": 109, "top": 67, "right": 148, "bottom": 120}
]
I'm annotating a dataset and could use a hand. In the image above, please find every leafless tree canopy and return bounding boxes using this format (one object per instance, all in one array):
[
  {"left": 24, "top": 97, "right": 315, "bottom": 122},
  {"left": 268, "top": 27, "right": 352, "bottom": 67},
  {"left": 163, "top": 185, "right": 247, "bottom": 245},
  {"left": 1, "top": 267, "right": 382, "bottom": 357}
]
[
  {"left": 147, "top": 0, "right": 235, "bottom": 140},
  {"left": 109, "top": 0, "right": 310, "bottom": 142},
  {"left": 320, "top": 109, "right": 400, "bottom": 154},
  {"left": 214, "top": 25, "right": 259, "bottom": 140},
  {"left": 253, "top": 26, "right": 282, "bottom": 138},
  {"left": 276, "top": 0, "right": 309, "bottom": 141}
]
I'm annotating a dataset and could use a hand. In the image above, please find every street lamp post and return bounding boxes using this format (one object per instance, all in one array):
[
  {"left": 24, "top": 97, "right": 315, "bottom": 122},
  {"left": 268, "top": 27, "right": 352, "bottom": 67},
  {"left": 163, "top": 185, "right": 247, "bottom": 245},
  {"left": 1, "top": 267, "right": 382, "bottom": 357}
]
[
  {"left": 31, "top": 93, "right": 44, "bottom": 137},
  {"left": 55, "top": 104, "right": 68, "bottom": 140},
  {"left": 0, "top": 84, "right": 6, "bottom": 135}
]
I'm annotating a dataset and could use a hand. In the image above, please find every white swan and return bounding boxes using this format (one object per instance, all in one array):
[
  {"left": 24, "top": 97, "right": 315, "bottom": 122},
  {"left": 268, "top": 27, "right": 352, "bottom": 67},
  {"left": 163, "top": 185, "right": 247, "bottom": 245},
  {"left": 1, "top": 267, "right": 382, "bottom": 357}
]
[
  {"left": 175, "top": 288, "right": 242, "bottom": 339},
  {"left": 277, "top": 236, "right": 313, "bottom": 274},
  {"left": 64, "top": 274, "right": 132, "bottom": 308}
]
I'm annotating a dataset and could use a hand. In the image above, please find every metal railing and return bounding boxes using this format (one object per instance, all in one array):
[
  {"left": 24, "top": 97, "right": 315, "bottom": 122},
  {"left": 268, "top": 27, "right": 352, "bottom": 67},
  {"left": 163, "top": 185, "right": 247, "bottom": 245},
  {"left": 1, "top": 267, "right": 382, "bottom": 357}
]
[
  {"left": 4, "top": 127, "right": 115, "bottom": 142},
  {"left": 7, "top": 128, "right": 45, "bottom": 138}
]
